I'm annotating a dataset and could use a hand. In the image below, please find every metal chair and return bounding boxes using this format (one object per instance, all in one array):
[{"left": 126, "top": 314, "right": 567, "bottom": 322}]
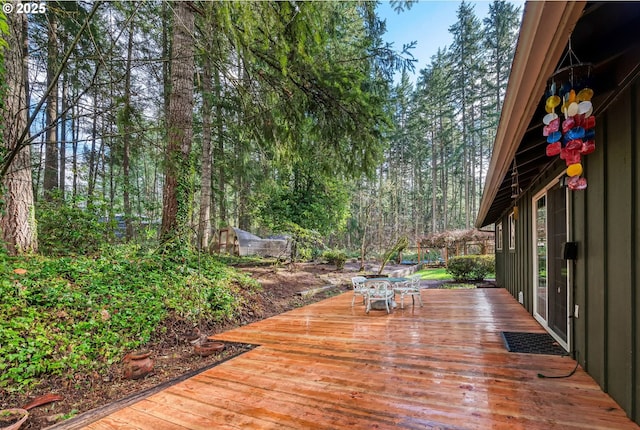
[
  {"left": 351, "top": 276, "right": 368, "bottom": 306},
  {"left": 395, "top": 274, "right": 423, "bottom": 309},
  {"left": 364, "top": 279, "right": 394, "bottom": 314}
]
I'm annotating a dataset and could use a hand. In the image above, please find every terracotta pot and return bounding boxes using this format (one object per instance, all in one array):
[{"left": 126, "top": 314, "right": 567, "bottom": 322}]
[
  {"left": 0, "top": 408, "right": 28, "bottom": 430},
  {"left": 122, "top": 351, "right": 154, "bottom": 380},
  {"left": 194, "top": 341, "right": 225, "bottom": 357}
]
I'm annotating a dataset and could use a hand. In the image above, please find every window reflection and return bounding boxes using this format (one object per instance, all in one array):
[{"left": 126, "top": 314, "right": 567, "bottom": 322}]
[{"left": 536, "top": 196, "right": 547, "bottom": 321}]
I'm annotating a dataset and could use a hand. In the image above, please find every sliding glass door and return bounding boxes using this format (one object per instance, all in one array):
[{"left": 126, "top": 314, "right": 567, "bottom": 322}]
[{"left": 533, "top": 182, "right": 569, "bottom": 349}]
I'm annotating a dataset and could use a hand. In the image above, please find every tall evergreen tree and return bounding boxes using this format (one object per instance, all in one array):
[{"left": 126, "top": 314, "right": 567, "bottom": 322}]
[
  {"left": 161, "top": 1, "right": 195, "bottom": 241},
  {"left": 449, "top": 1, "right": 483, "bottom": 228},
  {"left": 43, "top": 8, "right": 59, "bottom": 200},
  {"left": 0, "top": 1, "right": 522, "bottom": 255},
  {"left": 484, "top": 0, "right": 521, "bottom": 114},
  {"left": 1, "top": 9, "right": 37, "bottom": 254},
  {"left": 416, "top": 48, "right": 455, "bottom": 233}
]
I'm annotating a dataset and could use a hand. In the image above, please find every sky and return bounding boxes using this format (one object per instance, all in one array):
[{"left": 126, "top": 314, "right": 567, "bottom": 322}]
[{"left": 377, "top": 1, "right": 520, "bottom": 83}]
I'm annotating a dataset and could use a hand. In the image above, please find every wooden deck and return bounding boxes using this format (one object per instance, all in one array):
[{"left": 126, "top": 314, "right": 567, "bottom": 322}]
[{"left": 76, "top": 288, "right": 638, "bottom": 429}]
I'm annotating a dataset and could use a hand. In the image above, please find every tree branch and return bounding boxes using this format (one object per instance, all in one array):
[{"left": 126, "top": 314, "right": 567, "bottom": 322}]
[{"left": 1, "top": 1, "right": 102, "bottom": 180}]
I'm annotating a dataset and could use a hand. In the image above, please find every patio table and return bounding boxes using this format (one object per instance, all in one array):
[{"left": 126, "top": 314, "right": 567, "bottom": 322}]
[{"left": 365, "top": 277, "right": 408, "bottom": 310}]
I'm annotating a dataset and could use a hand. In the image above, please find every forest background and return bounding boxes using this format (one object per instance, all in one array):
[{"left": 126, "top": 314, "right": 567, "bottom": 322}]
[
  {"left": 1, "top": 0, "right": 521, "bottom": 257},
  {"left": 0, "top": 0, "right": 521, "bottom": 405}
]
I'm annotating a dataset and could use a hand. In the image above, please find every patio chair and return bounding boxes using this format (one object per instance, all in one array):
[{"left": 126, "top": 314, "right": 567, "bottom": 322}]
[
  {"left": 364, "top": 279, "right": 394, "bottom": 314},
  {"left": 394, "top": 274, "right": 423, "bottom": 309},
  {"left": 351, "top": 276, "right": 368, "bottom": 306}
]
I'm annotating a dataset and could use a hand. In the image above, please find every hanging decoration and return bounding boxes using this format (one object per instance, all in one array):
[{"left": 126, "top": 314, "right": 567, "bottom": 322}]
[
  {"left": 511, "top": 159, "right": 521, "bottom": 219},
  {"left": 510, "top": 159, "right": 520, "bottom": 199},
  {"left": 542, "top": 38, "right": 594, "bottom": 191}
]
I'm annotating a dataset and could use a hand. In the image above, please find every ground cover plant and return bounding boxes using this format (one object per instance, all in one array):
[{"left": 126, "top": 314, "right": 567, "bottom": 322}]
[
  {"left": 0, "top": 245, "right": 260, "bottom": 392},
  {"left": 0, "top": 250, "right": 353, "bottom": 428}
]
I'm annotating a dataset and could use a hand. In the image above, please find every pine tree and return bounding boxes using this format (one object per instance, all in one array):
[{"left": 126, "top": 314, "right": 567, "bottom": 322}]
[
  {"left": 449, "top": 1, "right": 484, "bottom": 229},
  {"left": 161, "top": 1, "right": 195, "bottom": 241},
  {"left": 1, "top": 9, "right": 37, "bottom": 254},
  {"left": 484, "top": 0, "right": 521, "bottom": 114}
]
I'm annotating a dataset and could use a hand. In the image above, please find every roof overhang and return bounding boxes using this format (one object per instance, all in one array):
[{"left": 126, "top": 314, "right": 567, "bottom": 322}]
[
  {"left": 476, "top": 1, "right": 586, "bottom": 227},
  {"left": 477, "top": 2, "right": 640, "bottom": 228}
]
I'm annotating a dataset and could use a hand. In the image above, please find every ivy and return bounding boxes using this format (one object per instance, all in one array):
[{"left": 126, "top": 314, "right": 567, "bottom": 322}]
[{"left": 0, "top": 245, "right": 260, "bottom": 391}]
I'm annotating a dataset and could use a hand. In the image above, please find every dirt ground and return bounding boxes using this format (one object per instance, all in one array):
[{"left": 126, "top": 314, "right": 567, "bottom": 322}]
[{"left": 0, "top": 261, "right": 371, "bottom": 429}]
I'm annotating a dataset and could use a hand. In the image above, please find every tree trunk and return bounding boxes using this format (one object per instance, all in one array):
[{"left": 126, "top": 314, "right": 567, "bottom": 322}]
[
  {"left": 431, "top": 127, "right": 437, "bottom": 234},
  {"left": 1, "top": 10, "right": 37, "bottom": 254},
  {"left": 43, "top": 12, "right": 59, "bottom": 200},
  {"left": 359, "top": 197, "right": 373, "bottom": 272},
  {"left": 441, "top": 137, "right": 447, "bottom": 231},
  {"left": 161, "top": 1, "right": 195, "bottom": 240},
  {"left": 462, "top": 95, "right": 470, "bottom": 229},
  {"left": 108, "top": 137, "right": 115, "bottom": 215},
  {"left": 198, "top": 60, "right": 213, "bottom": 251},
  {"left": 237, "top": 169, "right": 251, "bottom": 230},
  {"left": 122, "top": 16, "right": 135, "bottom": 241},
  {"left": 88, "top": 86, "right": 98, "bottom": 204},
  {"left": 216, "top": 68, "right": 226, "bottom": 226},
  {"left": 100, "top": 122, "right": 107, "bottom": 203},
  {"left": 59, "top": 75, "right": 67, "bottom": 199},
  {"left": 72, "top": 95, "right": 79, "bottom": 200},
  {"left": 162, "top": 0, "right": 171, "bottom": 121},
  {"left": 235, "top": 57, "right": 250, "bottom": 230}
]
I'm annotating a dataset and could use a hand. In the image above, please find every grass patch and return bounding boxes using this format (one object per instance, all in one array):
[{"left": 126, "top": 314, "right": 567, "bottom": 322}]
[
  {"left": 440, "top": 283, "right": 476, "bottom": 289},
  {"left": 414, "top": 267, "right": 452, "bottom": 281}
]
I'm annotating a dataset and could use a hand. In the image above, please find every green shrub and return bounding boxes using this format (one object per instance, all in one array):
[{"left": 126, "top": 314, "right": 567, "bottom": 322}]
[
  {"left": 272, "top": 221, "right": 323, "bottom": 263},
  {"left": 446, "top": 255, "right": 495, "bottom": 281},
  {"left": 296, "top": 246, "right": 313, "bottom": 262},
  {"left": 322, "top": 249, "right": 347, "bottom": 270},
  {"left": 37, "top": 200, "right": 111, "bottom": 256}
]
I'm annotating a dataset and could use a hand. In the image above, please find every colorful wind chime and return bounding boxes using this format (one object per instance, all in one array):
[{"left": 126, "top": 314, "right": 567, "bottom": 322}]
[{"left": 542, "top": 39, "right": 594, "bottom": 190}]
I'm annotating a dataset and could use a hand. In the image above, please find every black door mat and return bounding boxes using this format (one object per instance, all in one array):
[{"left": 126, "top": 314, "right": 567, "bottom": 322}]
[{"left": 501, "top": 331, "right": 567, "bottom": 356}]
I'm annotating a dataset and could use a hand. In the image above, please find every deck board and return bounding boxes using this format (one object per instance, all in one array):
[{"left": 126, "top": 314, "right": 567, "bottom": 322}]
[{"left": 70, "top": 289, "right": 638, "bottom": 429}]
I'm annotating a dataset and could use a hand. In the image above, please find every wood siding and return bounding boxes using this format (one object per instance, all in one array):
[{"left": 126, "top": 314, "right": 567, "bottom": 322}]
[
  {"left": 574, "top": 81, "right": 640, "bottom": 420},
  {"left": 495, "top": 166, "right": 562, "bottom": 314},
  {"left": 496, "top": 80, "right": 640, "bottom": 423}
]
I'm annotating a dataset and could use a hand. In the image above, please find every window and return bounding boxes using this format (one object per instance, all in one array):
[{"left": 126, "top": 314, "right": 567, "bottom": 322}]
[
  {"left": 509, "top": 211, "right": 516, "bottom": 250},
  {"left": 496, "top": 222, "right": 503, "bottom": 251}
]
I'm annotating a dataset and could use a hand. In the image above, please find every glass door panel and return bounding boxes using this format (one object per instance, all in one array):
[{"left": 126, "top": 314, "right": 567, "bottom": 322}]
[{"left": 535, "top": 195, "right": 547, "bottom": 322}]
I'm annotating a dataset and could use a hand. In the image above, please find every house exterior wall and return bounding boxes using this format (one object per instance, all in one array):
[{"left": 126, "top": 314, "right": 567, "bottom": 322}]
[
  {"left": 495, "top": 80, "right": 640, "bottom": 422},
  {"left": 495, "top": 197, "right": 532, "bottom": 308},
  {"left": 571, "top": 80, "right": 640, "bottom": 419},
  {"left": 495, "top": 166, "right": 563, "bottom": 313}
]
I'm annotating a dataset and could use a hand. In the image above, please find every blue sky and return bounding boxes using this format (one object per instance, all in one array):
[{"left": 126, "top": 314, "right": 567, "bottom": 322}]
[{"left": 377, "top": 1, "right": 518, "bottom": 82}]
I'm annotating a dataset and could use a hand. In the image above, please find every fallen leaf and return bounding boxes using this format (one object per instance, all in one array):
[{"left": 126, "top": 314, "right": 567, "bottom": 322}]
[{"left": 13, "top": 268, "right": 27, "bottom": 275}]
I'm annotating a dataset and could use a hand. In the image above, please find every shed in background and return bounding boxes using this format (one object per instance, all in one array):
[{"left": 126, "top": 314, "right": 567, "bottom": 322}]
[{"left": 214, "top": 227, "right": 290, "bottom": 258}]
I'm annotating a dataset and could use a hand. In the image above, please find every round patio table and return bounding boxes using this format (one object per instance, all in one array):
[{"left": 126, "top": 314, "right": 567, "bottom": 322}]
[{"left": 366, "top": 277, "right": 408, "bottom": 310}]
